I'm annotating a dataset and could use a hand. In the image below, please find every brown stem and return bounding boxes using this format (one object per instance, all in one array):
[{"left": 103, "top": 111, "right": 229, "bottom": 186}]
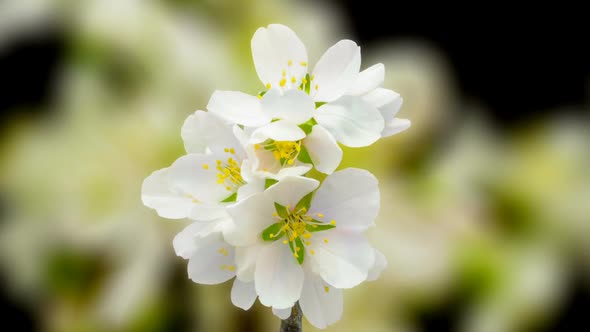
[{"left": 279, "top": 302, "right": 302, "bottom": 332}]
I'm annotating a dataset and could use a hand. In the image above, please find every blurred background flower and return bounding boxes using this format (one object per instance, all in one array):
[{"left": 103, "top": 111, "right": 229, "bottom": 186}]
[{"left": 0, "top": 1, "right": 588, "bottom": 331}]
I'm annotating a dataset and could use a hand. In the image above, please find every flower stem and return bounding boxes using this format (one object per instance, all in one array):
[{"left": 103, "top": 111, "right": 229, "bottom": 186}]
[{"left": 280, "top": 302, "right": 302, "bottom": 332}]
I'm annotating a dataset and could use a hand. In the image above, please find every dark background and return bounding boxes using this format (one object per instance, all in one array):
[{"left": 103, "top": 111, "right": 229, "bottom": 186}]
[{"left": 1, "top": 2, "right": 588, "bottom": 331}]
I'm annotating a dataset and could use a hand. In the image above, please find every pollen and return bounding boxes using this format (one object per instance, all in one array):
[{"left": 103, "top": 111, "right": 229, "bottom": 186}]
[
  {"left": 218, "top": 248, "right": 228, "bottom": 256},
  {"left": 291, "top": 76, "right": 297, "bottom": 83},
  {"left": 310, "top": 250, "right": 315, "bottom": 255},
  {"left": 300, "top": 61, "right": 307, "bottom": 66},
  {"left": 317, "top": 213, "right": 324, "bottom": 218},
  {"left": 302, "top": 77, "right": 307, "bottom": 85},
  {"left": 315, "top": 84, "right": 319, "bottom": 90},
  {"left": 257, "top": 94, "right": 262, "bottom": 99},
  {"left": 283, "top": 240, "right": 288, "bottom": 244},
  {"left": 224, "top": 148, "right": 229, "bottom": 152},
  {"left": 202, "top": 164, "right": 209, "bottom": 170},
  {"left": 266, "top": 83, "right": 272, "bottom": 89},
  {"left": 280, "top": 78, "right": 287, "bottom": 87},
  {"left": 330, "top": 220, "right": 336, "bottom": 225},
  {"left": 254, "top": 144, "right": 261, "bottom": 150},
  {"left": 324, "top": 286, "right": 329, "bottom": 293},
  {"left": 229, "top": 148, "right": 235, "bottom": 154},
  {"left": 323, "top": 238, "right": 329, "bottom": 243}
]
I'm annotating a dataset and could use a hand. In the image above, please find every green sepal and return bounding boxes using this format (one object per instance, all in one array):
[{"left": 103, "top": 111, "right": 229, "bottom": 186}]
[
  {"left": 294, "top": 237, "right": 305, "bottom": 264},
  {"left": 298, "top": 118, "right": 317, "bottom": 135},
  {"left": 264, "top": 178, "right": 278, "bottom": 189},
  {"left": 304, "top": 73, "right": 311, "bottom": 94},
  {"left": 297, "top": 145, "right": 313, "bottom": 164},
  {"left": 220, "top": 192, "right": 237, "bottom": 203},
  {"left": 295, "top": 191, "right": 313, "bottom": 213},
  {"left": 315, "top": 102, "right": 326, "bottom": 108},
  {"left": 261, "top": 223, "right": 284, "bottom": 242},
  {"left": 306, "top": 221, "right": 335, "bottom": 232},
  {"left": 274, "top": 202, "right": 289, "bottom": 219}
]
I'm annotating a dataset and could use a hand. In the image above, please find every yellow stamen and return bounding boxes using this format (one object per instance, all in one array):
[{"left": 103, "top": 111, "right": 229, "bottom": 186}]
[
  {"left": 330, "top": 220, "right": 336, "bottom": 225},
  {"left": 291, "top": 76, "right": 297, "bottom": 83},
  {"left": 280, "top": 78, "right": 286, "bottom": 87},
  {"left": 317, "top": 213, "right": 324, "bottom": 218},
  {"left": 266, "top": 83, "right": 272, "bottom": 89},
  {"left": 202, "top": 164, "right": 209, "bottom": 170},
  {"left": 300, "top": 61, "right": 307, "bottom": 66},
  {"left": 257, "top": 94, "right": 262, "bottom": 99},
  {"left": 288, "top": 60, "right": 293, "bottom": 66},
  {"left": 323, "top": 238, "right": 329, "bottom": 243},
  {"left": 324, "top": 286, "right": 329, "bottom": 293},
  {"left": 315, "top": 84, "right": 319, "bottom": 90}
]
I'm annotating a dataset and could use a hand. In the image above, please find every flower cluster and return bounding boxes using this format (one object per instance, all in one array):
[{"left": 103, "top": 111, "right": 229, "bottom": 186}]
[{"left": 142, "top": 24, "right": 409, "bottom": 329}]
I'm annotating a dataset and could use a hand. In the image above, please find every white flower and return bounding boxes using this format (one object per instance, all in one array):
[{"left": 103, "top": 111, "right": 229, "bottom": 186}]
[
  {"left": 208, "top": 24, "right": 404, "bottom": 153},
  {"left": 225, "top": 168, "right": 384, "bottom": 327},
  {"left": 141, "top": 110, "right": 264, "bottom": 222}
]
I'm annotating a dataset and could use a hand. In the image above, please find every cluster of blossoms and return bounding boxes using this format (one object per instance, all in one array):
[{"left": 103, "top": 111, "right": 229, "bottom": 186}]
[{"left": 142, "top": 24, "right": 409, "bottom": 329}]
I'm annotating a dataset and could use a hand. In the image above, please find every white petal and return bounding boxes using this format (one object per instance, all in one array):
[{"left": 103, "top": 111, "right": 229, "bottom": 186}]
[
  {"left": 231, "top": 279, "right": 257, "bottom": 310},
  {"left": 234, "top": 245, "right": 261, "bottom": 282},
  {"left": 299, "top": 272, "right": 343, "bottom": 329},
  {"left": 168, "top": 153, "right": 230, "bottom": 203},
  {"left": 251, "top": 24, "right": 308, "bottom": 88},
  {"left": 382, "top": 118, "right": 411, "bottom": 137},
  {"left": 261, "top": 89, "right": 314, "bottom": 124},
  {"left": 207, "top": 90, "right": 269, "bottom": 127},
  {"left": 141, "top": 168, "right": 193, "bottom": 219},
  {"left": 237, "top": 177, "right": 265, "bottom": 201},
  {"left": 250, "top": 120, "right": 306, "bottom": 144},
  {"left": 367, "top": 249, "right": 387, "bottom": 281},
  {"left": 189, "top": 204, "right": 230, "bottom": 221},
  {"left": 273, "top": 307, "right": 292, "bottom": 320},
  {"left": 312, "top": 40, "right": 361, "bottom": 102},
  {"left": 187, "top": 232, "right": 236, "bottom": 285},
  {"left": 362, "top": 87, "right": 399, "bottom": 109},
  {"left": 309, "top": 168, "right": 379, "bottom": 231},
  {"left": 314, "top": 96, "right": 384, "bottom": 147},
  {"left": 181, "top": 110, "right": 243, "bottom": 156},
  {"left": 255, "top": 241, "right": 304, "bottom": 309},
  {"left": 303, "top": 125, "right": 342, "bottom": 174},
  {"left": 173, "top": 221, "right": 218, "bottom": 259},
  {"left": 311, "top": 230, "right": 374, "bottom": 288},
  {"left": 264, "top": 176, "right": 319, "bottom": 208},
  {"left": 346, "top": 63, "right": 384, "bottom": 96},
  {"left": 225, "top": 194, "right": 275, "bottom": 246},
  {"left": 272, "top": 165, "right": 312, "bottom": 180}
]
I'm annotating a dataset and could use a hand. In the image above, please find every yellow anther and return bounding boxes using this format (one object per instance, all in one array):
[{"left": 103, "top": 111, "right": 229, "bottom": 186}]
[
  {"left": 272, "top": 212, "right": 278, "bottom": 217},
  {"left": 254, "top": 144, "right": 260, "bottom": 150},
  {"left": 323, "top": 238, "right": 329, "bottom": 243},
  {"left": 218, "top": 248, "right": 228, "bottom": 256},
  {"left": 305, "top": 241, "right": 311, "bottom": 246},
  {"left": 185, "top": 193, "right": 192, "bottom": 198},
  {"left": 310, "top": 250, "right": 315, "bottom": 255},
  {"left": 266, "top": 83, "right": 272, "bottom": 89},
  {"left": 202, "top": 164, "right": 209, "bottom": 170},
  {"left": 257, "top": 94, "right": 262, "bottom": 99},
  {"left": 300, "top": 61, "right": 307, "bottom": 66},
  {"left": 282, "top": 69, "right": 286, "bottom": 77},
  {"left": 216, "top": 160, "right": 222, "bottom": 165},
  {"left": 315, "top": 84, "right": 319, "bottom": 90},
  {"left": 330, "top": 220, "right": 336, "bottom": 225},
  {"left": 270, "top": 233, "right": 275, "bottom": 238},
  {"left": 192, "top": 198, "right": 199, "bottom": 203},
  {"left": 303, "top": 233, "right": 311, "bottom": 239},
  {"left": 293, "top": 253, "right": 299, "bottom": 258},
  {"left": 224, "top": 148, "right": 229, "bottom": 152},
  {"left": 324, "top": 286, "right": 329, "bottom": 293},
  {"left": 298, "top": 86, "right": 303, "bottom": 90},
  {"left": 229, "top": 148, "right": 235, "bottom": 154},
  {"left": 317, "top": 213, "right": 324, "bottom": 218},
  {"left": 280, "top": 78, "right": 286, "bottom": 87},
  {"left": 287, "top": 159, "right": 294, "bottom": 165},
  {"left": 310, "top": 75, "right": 315, "bottom": 80},
  {"left": 302, "top": 78, "right": 307, "bottom": 84},
  {"left": 288, "top": 60, "right": 293, "bottom": 66},
  {"left": 291, "top": 76, "right": 297, "bottom": 83},
  {"left": 283, "top": 240, "right": 288, "bottom": 244},
  {"left": 226, "top": 186, "right": 231, "bottom": 191},
  {"left": 296, "top": 246, "right": 301, "bottom": 252}
]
